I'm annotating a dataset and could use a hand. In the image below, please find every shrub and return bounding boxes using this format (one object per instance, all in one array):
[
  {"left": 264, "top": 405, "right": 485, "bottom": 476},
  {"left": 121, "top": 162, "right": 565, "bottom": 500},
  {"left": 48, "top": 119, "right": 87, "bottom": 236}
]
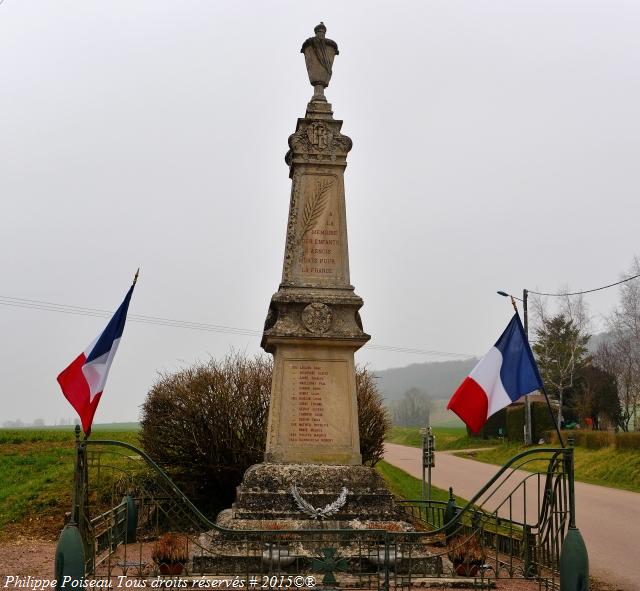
[
  {"left": 140, "top": 353, "right": 389, "bottom": 516},
  {"left": 531, "top": 402, "right": 557, "bottom": 442},
  {"left": 466, "top": 408, "right": 506, "bottom": 439},
  {"left": 506, "top": 405, "right": 525, "bottom": 442},
  {"left": 140, "top": 353, "right": 271, "bottom": 515},
  {"left": 503, "top": 401, "right": 557, "bottom": 443},
  {"left": 546, "top": 430, "right": 613, "bottom": 449},
  {"left": 614, "top": 432, "right": 640, "bottom": 450},
  {"left": 584, "top": 431, "right": 613, "bottom": 449},
  {"left": 355, "top": 366, "right": 391, "bottom": 466}
]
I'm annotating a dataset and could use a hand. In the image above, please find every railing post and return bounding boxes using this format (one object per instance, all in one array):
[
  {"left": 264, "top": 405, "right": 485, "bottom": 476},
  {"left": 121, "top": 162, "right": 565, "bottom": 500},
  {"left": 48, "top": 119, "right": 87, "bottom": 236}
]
[
  {"left": 383, "top": 532, "right": 390, "bottom": 591},
  {"left": 443, "top": 487, "right": 459, "bottom": 543},
  {"left": 523, "top": 524, "right": 536, "bottom": 578},
  {"left": 123, "top": 495, "right": 138, "bottom": 543},
  {"left": 559, "top": 436, "right": 589, "bottom": 591},
  {"left": 55, "top": 426, "right": 86, "bottom": 587}
]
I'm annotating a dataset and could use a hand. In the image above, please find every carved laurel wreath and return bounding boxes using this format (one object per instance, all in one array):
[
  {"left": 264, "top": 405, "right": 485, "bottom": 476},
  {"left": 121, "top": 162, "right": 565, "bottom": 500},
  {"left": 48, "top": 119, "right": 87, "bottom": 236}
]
[
  {"left": 299, "top": 178, "right": 334, "bottom": 239},
  {"left": 290, "top": 484, "right": 348, "bottom": 519}
]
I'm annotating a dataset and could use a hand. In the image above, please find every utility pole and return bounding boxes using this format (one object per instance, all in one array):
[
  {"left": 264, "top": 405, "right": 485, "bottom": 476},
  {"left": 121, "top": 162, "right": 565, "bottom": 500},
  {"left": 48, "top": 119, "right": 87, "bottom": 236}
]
[
  {"left": 523, "top": 288, "right": 533, "bottom": 445},
  {"left": 498, "top": 288, "right": 533, "bottom": 445},
  {"left": 420, "top": 424, "right": 435, "bottom": 502}
]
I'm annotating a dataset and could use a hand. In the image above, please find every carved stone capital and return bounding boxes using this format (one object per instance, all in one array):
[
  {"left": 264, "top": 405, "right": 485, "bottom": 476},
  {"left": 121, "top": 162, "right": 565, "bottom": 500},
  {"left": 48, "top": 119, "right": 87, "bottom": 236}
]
[
  {"left": 261, "top": 289, "right": 370, "bottom": 353},
  {"left": 285, "top": 118, "right": 352, "bottom": 171}
]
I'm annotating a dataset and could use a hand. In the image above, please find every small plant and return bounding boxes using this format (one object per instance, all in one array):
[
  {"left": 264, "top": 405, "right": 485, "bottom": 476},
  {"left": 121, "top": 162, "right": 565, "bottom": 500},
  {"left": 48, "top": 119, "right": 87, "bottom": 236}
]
[
  {"left": 152, "top": 533, "right": 188, "bottom": 570},
  {"left": 447, "top": 533, "right": 486, "bottom": 576}
]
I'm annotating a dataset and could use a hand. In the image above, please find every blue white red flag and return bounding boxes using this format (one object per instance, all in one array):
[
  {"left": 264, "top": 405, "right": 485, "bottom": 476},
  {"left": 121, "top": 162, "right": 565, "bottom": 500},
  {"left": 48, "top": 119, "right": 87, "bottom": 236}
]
[
  {"left": 447, "top": 313, "right": 543, "bottom": 433},
  {"left": 57, "top": 281, "right": 135, "bottom": 435}
]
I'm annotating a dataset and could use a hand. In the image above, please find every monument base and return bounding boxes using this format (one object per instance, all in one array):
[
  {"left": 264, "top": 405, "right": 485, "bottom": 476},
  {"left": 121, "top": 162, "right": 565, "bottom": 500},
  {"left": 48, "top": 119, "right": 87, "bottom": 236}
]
[
  {"left": 227, "top": 463, "right": 398, "bottom": 522},
  {"left": 191, "top": 463, "right": 443, "bottom": 576}
]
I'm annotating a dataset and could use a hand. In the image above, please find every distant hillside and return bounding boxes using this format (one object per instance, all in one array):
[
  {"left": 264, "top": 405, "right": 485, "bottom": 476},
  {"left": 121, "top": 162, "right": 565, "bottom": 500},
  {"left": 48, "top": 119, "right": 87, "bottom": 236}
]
[
  {"left": 373, "top": 328, "right": 609, "bottom": 405},
  {"left": 373, "top": 358, "right": 478, "bottom": 402}
]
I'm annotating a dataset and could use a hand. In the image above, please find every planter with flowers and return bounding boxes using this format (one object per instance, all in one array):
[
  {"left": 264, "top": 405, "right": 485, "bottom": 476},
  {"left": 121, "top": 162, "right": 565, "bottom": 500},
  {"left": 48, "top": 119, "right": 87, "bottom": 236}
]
[
  {"left": 447, "top": 533, "right": 486, "bottom": 576},
  {"left": 152, "top": 533, "right": 189, "bottom": 575}
]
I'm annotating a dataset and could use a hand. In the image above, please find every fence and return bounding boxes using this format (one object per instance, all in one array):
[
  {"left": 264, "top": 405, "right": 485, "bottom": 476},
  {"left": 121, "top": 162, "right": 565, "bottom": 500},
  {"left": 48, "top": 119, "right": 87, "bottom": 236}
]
[{"left": 54, "top": 428, "right": 588, "bottom": 589}]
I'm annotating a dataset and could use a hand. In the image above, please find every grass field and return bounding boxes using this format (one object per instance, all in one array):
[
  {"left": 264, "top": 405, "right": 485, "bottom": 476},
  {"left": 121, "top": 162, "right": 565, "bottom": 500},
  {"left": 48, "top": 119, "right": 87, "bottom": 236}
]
[
  {"left": 386, "top": 426, "right": 501, "bottom": 450},
  {"left": 375, "top": 460, "right": 456, "bottom": 504},
  {"left": 2, "top": 424, "right": 461, "bottom": 540},
  {"left": 0, "top": 428, "right": 140, "bottom": 540},
  {"left": 464, "top": 442, "right": 640, "bottom": 493},
  {"left": 4, "top": 422, "right": 636, "bottom": 543}
]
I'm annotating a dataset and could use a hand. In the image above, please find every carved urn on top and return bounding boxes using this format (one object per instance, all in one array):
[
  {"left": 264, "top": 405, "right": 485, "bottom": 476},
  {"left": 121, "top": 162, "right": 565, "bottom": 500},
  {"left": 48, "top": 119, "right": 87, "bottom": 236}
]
[{"left": 301, "top": 22, "right": 339, "bottom": 102}]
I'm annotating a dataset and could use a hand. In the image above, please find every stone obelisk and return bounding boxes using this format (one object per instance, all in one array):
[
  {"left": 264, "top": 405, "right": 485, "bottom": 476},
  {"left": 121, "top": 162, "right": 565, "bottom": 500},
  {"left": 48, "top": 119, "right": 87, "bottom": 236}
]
[
  {"left": 262, "top": 22, "right": 369, "bottom": 465},
  {"left": 211, "top": 26, "right": 406, "bottom": 536}
]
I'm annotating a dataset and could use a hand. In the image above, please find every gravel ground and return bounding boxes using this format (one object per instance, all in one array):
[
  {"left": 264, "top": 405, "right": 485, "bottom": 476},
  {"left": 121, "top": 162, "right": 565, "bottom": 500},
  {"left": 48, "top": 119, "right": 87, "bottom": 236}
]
[{"left": 1, "top": 536, "right": 57, "bottom": 582}]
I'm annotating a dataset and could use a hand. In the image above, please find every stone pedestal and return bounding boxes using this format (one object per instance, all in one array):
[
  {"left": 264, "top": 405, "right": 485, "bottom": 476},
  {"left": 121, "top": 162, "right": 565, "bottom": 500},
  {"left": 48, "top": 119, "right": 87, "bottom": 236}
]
[
  {"left": 228, "top": 464, "right": 397, "bottom": 522},
  {"left": 261, "top": 96, "right": 369, "bottom": 465}
]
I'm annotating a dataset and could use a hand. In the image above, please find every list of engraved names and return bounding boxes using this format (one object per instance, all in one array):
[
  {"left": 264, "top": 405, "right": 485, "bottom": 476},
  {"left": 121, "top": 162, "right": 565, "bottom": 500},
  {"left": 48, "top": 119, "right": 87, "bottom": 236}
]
[{"left": 288, "top": 362, "right": 334, "bottom": 445}]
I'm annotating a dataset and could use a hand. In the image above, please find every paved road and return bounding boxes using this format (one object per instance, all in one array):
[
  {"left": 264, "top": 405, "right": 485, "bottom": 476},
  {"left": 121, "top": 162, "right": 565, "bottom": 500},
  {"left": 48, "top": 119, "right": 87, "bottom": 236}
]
[{"left": 385, "top": 442, "right": 640, "bottom": 590}]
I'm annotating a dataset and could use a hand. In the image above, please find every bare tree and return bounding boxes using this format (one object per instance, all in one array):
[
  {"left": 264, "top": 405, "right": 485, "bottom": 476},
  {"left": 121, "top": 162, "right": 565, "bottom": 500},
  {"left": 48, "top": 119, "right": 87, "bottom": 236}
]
[
  {"left": 390, "top": 388, "right": 433, "bottom": 427},
  {"left": 596, "top": 258, "right": 640, "bottom": 431}
]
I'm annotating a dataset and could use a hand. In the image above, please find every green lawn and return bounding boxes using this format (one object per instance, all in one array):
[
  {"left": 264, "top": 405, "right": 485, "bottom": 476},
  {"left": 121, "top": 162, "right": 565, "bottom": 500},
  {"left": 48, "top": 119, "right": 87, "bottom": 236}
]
[
  {"left": 464, "top": 442, "right": 640, "bottom": 493},
  {"left": 375, "top": 460, "right": 457, "bottom": 504},
  {"left": 0, "top": 429, "right": 140, "bottom": 538},
  {"left": 386, "top": 426, "right": 501, "bottom": 451}
]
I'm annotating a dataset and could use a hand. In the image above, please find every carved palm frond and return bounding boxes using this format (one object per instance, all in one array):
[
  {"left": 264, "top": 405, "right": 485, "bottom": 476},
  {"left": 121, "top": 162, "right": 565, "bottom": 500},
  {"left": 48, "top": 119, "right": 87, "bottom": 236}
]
[{"left": 299, "top": 178, "right": 334, "bottom": 238}]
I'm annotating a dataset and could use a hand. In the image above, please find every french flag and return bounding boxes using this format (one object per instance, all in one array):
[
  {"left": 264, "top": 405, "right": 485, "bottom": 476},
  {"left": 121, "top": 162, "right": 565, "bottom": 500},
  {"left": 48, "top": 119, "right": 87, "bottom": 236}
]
[
  {"left": 57, "top": 281, "right": 136, "bottom": 435},
  {"left": 447, "top": 313, "right": 543, "bottom": 433}
]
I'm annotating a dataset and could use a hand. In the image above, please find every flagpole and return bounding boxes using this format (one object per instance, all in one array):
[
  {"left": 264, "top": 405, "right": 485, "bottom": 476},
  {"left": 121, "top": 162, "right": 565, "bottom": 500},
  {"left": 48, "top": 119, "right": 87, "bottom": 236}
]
[
  {"left": 85, "top": 270, "right": 136, "bottom": 442},
  {"left": 540, "top": 385, "right": 565, "bottom": 447}
]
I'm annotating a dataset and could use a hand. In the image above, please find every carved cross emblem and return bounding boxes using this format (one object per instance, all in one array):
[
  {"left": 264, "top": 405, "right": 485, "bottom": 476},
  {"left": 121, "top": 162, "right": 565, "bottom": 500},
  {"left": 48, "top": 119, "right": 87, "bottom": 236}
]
[
  {"left": 307, "top": 122, "right": 332, "bottom": 150},
  {"left": 311, "top": 548, "right": 348, "bottom": 585}
]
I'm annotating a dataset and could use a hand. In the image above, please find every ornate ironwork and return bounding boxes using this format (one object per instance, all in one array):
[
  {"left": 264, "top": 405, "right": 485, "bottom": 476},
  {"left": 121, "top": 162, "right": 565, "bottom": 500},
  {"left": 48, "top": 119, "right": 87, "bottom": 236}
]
[
  {"left": 311, "top": 548, "right": 348, "bottom": 585},
  {"left": 55, "top": 433, "right": 580, "bottom": 590}
]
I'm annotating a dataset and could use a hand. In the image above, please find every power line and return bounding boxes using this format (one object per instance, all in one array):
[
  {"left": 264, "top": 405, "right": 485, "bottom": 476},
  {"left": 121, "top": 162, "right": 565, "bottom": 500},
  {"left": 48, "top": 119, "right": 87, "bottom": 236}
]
[
  {"left": 0, "top": 296, "right": 258, "bottom": 336},
  {"left": 0, "top": 294, "right": 475, "bottom": 359},
  {"left": 529, "top": 273, "right": 640, "bottom": 297}
]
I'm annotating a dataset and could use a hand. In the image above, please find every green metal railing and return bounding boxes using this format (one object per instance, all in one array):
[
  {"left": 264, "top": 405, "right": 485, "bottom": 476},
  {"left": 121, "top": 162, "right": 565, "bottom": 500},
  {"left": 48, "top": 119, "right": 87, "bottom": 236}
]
[{"left": 55, "top": 428, "right": 588, "bottom": 589}]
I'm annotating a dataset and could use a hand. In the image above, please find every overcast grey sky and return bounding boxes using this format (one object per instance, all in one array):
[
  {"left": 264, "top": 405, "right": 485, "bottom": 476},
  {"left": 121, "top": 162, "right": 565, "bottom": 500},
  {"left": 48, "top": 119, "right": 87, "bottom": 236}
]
[{"left": 1, "top": 1, "right": 639, "bottom": 424}]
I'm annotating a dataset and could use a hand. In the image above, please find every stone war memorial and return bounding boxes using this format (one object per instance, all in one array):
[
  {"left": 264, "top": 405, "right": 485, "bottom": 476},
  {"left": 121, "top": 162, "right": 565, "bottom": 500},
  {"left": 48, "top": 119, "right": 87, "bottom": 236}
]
[
  {"left": 217, "top": 21, "right": 404, "bottom": 532},
  {"left": 54, "top": 23, "right": 587, "bottom": 590},
  {"left": 264, "top": 22, "right": 366, "bottom": 468}
]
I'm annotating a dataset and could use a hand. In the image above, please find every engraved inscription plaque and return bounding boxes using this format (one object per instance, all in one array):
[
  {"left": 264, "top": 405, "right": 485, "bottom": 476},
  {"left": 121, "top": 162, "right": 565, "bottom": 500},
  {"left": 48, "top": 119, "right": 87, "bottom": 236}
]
[{"left": 281, "top": 359, "right": 353, "bottom": 449}]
